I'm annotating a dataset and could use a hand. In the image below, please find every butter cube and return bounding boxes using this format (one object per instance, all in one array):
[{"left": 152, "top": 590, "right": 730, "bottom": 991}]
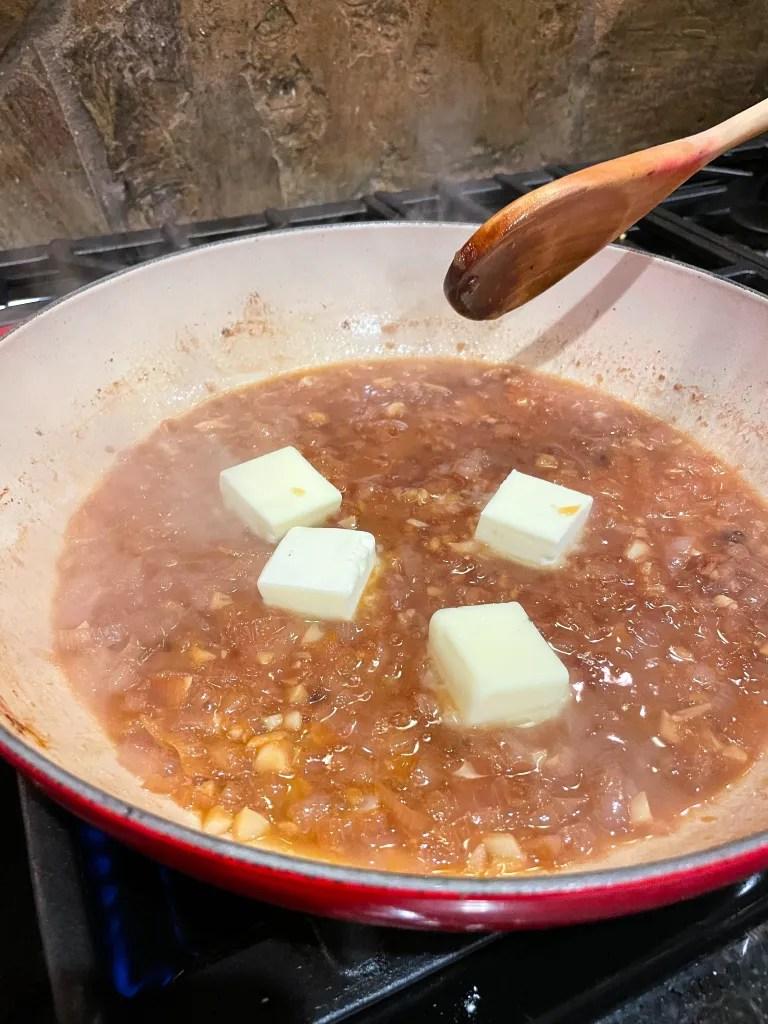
[
  {"left": 220, "top": 446, "right": 341, "bottom": 543},
  {"left": 475, "top": 469, "right": 592, "bottom": 567},
  {"left": 428, "top": 602, "right": 570, "bottom": 728},
  {"left": 258, "top": 526, "right": 376, "bottom": 621}
]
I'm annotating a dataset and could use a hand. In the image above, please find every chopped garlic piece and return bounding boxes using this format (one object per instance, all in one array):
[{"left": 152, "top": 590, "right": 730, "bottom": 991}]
[
  {"left": 202, "top": 805, "right": 233, "bottom": 836},
  {"left": 233, "top": 807, "right": 271, "bottom": 841},
  {"left": 626, "top": 539, "right": 650, "bottom": 561},
  {"left": 189, "top": 645, "right": 217, "bottom": 665},
  {"left": 302, "top": 623, "right": 325, "bottom": 644},
  {"left": 254, "top": 739, "right": 293, "bottom": 773},
  {"left": 283, "top": 710, "right": 303, "bottom": 731},
  {"left": 483, "top": 833, "right": 526, "bottom": 864},
  {"left": 630, "top": 791, "right": 653, "bottom": 826},
  {"left": 287, "top": 683, "right": 309, "bottom": 705}
]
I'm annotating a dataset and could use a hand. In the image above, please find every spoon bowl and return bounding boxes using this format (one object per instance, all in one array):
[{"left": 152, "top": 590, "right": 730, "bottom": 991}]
[{"left": 445, "top": 97, "right": 768, "bottom": 320}]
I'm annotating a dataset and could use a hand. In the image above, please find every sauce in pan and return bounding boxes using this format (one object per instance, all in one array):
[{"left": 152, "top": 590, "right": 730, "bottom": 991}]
[{"left": 53, "top": 359, "right": 768, "bottom": 875}]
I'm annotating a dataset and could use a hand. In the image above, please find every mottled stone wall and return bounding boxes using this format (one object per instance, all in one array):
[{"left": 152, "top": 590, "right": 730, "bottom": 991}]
[{"left": 1, "top": 0, "right": 767, "bottom": 246}]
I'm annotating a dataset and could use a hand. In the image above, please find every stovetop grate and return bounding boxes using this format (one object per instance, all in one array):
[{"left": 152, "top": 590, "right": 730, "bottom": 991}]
[{"left": 2, "top": 137, "right": 768, "bottom": 328}]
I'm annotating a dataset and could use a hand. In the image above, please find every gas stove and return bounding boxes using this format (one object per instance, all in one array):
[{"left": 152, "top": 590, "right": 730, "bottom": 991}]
[{"left": 4, "top": 139, "right": 768, "bottom": 1024}]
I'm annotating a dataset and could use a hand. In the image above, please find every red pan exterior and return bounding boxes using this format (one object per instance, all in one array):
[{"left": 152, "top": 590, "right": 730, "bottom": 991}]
[{"left": 4, "top": 732, "right": 768, "bottom": 931}]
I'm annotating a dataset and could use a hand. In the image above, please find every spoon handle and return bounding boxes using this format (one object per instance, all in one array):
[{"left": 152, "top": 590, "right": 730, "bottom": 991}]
[{"left": 695, "top": 95, "right": 768, "bottom": 158}]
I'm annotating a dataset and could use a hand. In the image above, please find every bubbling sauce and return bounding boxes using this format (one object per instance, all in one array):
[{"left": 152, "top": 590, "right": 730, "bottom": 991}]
[{"left": 53, "top": 359, "right": 768, "bottom": 875}]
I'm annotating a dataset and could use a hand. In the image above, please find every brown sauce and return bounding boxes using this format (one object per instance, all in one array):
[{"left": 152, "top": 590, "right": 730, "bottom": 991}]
[{"left": 53, "top": 359, "right": 768, "bottom": 875}]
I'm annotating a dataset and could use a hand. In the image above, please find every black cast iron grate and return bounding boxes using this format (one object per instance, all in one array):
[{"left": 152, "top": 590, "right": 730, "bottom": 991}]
[{"left": 2, "top": 138, "right": 768, "bottom": 328}]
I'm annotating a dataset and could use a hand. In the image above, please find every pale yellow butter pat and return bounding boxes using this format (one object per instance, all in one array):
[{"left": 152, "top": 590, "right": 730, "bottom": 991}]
[
  {"left": 475, "top": 469, "right": 592, "bottom": 567},
  {"left": 258, "top": 526, "right": 376, "bottom": 621},
  {"left": 428, "top": 602, "right": 571, "bottom": 728},
  {"left": 220, "top": 446, "right": 341, "bottom": 543}
]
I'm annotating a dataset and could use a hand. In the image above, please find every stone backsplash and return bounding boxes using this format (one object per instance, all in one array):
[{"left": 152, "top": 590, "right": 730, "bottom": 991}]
[{"left": 1, "top": 0, "right": 766, "bottom": 246}]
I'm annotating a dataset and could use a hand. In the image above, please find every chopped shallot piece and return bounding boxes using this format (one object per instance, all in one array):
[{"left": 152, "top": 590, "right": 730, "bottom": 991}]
[
  {"left": 254, "top": 739, "right": 293, "bottom": 773},
  {"left": 287, "top": 683, "right": 309, "bottom": 705},
  {"left": 201, "top": 805, "right": 233, "bottom": 836},
  {"left": 233, "top": 807, "right": 271, "bottom": 841},
  {"left": 247, "top": 730, "right": 287, "bottom": 749},
  {"left": 452, "top": 448, "right": 488, "bottom": 480},
  {"left": 722, "top": 744, "right": 749, "bottom": 763},
  {"left": 302, "top": 623, "right": 324, "bottom": 644},
  {"left": 283, "top": 710, "right": 303, "bottom": 731},
  {"left": 56, "top": 622, "right": 92, "bottom": 653},
  {"left": 305, "top": 410, "right": 329, "bottom": 426},
  {"left": 406, "top": 518, "right": 429, "bottom": 528},
  {"left": 189, "top": 645, "right": 217, "bottom": 665},
  {"left": 483, "top": 833, "right": 526, "bottom": 865},
  {"left": 713, "top": 594, "right": 738, "bottom": 609},
  {"left": 535, "top": 453, "right": 558, "bottom": 470},
  {"left": 626, "top": 539, "right": 650, "bottom": 561},
  {"left": 209, "top": 591, "right": 233, "bottom": 611},
  {"left": 376, "top": 785, "right": 429, "bottom": 835},
  {"left": 658, "top": 710, "right": 681, "bottom": 745},
  {"left": 256, "top": 652, "right": 275, "bottom": 666},
  {"left": 528, "top": 834, "right": 563, "bottom": 862},
  {"left": 668, "top": 645, "right": 694, "bottom": 662},
  {"left": 385, "top": 401, "right": 407, "bottom": 418},
  {"left": 193, "top": 780, "right": 219, "bottom": 811},
  {"left": 448, "top": 540, "right": 479, "bottom": 555},
  {"left": 193, "top": 416, "right": 231, "bottom": 432},
  {"left": 262, "top": 713, "right": 284, "bottom": 732},
  {"left": 348, "top": 790, "right": 379, "bottom": 812},
  {"left": 671, "top": 702, "right": 712, "bottom": 721},
  {"left": 149, "top": 673, "right": 192, "bottom": 708},
  {"left": 406, "top": 487, "right": 430, "bottom": 505},
  {"left": 467, "top": 842, "right": 489, "bottom": 873},
  {"left": 337, "top": 515, "right": 357, "bottom": 529},
  {"left": 629, "top": 791, "right": 653, "bottom": 827},
  {"left": 453, "top": 760, "right": 485, "bottom": 779}
]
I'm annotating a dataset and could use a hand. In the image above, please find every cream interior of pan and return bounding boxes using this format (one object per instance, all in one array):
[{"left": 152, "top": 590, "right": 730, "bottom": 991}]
[{"left": 1, "top": 223, "right": 767, "bottom": 873}]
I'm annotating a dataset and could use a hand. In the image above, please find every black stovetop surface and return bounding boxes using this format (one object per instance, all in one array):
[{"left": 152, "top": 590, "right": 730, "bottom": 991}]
[{"left": 5, "top": 139, "right": 768, "bottom": 1023}]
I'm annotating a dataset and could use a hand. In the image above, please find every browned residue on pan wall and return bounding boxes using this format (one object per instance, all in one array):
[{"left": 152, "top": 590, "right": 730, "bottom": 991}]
[{"left": 0, "top": 697, "right": 49, "bottom": 750}]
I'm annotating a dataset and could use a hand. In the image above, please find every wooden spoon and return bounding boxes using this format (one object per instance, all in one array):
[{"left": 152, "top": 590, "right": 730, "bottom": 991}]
[{"left": 444, "top": 97, "right": 768, "bottom": 320}]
